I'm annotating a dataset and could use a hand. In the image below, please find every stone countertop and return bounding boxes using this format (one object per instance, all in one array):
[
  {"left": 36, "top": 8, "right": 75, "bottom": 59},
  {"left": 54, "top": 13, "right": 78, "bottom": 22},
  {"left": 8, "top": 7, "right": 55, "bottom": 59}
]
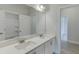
[{"left": 0, "top": 34, "right": 55, "bottom": 54}]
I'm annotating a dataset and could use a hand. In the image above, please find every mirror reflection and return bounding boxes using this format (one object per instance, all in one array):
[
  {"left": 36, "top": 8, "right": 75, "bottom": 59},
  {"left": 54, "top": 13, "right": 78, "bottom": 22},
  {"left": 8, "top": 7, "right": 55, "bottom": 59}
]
[{"left": 0, "top": 4, "right": 47, "bottom": 41}]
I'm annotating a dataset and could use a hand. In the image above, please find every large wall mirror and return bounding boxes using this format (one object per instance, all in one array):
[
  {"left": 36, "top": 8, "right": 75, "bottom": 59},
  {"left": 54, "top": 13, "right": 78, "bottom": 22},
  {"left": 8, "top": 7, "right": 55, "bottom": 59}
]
[{"left": 0, "top": 4, "right": 47, "bottom": 41}]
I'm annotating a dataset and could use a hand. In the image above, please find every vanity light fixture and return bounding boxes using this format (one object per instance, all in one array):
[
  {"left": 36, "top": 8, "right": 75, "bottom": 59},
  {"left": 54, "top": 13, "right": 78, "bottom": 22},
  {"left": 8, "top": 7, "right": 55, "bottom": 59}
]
[
  {"left": 26, "top": 4, "right": 46, "bottom": 12},
  {"left": 35, "top": 4, "right": 46, "bottom": 12}
]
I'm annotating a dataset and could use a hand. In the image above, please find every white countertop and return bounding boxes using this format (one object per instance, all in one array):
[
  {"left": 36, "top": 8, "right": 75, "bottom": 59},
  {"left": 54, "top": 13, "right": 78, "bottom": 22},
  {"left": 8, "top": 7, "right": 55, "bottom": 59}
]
[{"left": 0, "top": 34, "right": 55, "bottom": 54}]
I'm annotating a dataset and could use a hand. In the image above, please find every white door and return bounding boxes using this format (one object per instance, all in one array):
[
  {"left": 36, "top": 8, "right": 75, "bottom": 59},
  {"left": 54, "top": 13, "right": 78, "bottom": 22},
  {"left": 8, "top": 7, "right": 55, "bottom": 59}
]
[
  {"left": 61, "top": 16, "right": 68, "bottom": 41},
  {"left": 19, "top": 15, "right": 31, "bottom": 36},
  {"left": 5, "top": 12, "right": 19, "bottom": 39}
]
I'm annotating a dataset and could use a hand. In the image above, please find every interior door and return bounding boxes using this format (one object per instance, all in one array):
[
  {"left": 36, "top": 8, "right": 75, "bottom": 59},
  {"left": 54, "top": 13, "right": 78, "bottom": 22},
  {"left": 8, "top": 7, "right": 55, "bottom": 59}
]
[
  {"left": 5, "top": 12, "right": 19, "bottom": 39},
  {"left": 61, "top": 16, "right": 68, "bottom": 41},
  {"left": 19, "top": 15, "right": 31, "bottom": 36}
]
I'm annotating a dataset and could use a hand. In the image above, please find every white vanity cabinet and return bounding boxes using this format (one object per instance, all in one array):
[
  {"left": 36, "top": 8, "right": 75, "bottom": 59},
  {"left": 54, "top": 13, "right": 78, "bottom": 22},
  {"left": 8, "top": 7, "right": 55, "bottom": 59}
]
[
  {"left": 28, "top": 38, "right": 54, "bottom": 54},
  {"left": 28, "top": 44, "right": 45, "bottom": 54},
  {"left": 44, "top": 38, "right": 54, "bottom": 54}
]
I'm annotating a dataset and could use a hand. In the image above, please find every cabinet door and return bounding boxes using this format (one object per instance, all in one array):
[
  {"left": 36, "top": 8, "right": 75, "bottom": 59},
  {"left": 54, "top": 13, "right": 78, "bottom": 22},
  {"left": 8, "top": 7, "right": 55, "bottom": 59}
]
[
  {"left": 28, "top": 45, "right": 45, "bottom": 54},
  {"left": 45, "top": 39, "right": 54, "bottom": 54}
]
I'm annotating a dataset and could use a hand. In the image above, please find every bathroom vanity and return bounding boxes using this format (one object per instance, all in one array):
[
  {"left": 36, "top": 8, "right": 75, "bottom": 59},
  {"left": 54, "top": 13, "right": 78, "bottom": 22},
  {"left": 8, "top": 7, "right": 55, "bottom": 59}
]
[
  {"left": 0, "top": 10, "right": 55, "bottom": 54},
  {"left": 0, "top": 5, "right": 56, "bottom": 54},
  {"left": 0, "top": 34, "right": 55, "bottom": 54}
]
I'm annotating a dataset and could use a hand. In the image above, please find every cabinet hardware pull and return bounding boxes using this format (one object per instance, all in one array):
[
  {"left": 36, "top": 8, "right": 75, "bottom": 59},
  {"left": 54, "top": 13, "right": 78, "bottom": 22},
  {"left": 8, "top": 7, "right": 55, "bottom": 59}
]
[{"left": 50, "top": 41, "right": 52, "bottom": 45}]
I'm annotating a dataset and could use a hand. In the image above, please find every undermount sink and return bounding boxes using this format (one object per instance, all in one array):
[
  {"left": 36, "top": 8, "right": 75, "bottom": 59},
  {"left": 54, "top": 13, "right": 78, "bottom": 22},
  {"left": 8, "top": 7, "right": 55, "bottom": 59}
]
[
  {"left": 15, "top": 37, "right": 27, "bottom": 41},
  {"left": 15, "top": 41, "right": 36, "bottom": 49}
]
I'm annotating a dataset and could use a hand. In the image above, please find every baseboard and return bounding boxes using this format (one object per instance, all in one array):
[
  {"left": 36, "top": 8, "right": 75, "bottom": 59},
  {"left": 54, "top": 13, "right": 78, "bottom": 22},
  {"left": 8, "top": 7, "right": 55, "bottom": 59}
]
[{"left": 68, "top": 40, "right": 79, "bottom": 45}]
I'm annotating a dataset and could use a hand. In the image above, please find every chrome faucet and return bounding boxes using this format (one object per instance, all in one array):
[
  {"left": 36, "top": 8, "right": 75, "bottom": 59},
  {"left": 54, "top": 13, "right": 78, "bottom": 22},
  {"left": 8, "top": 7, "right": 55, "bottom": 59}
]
[{"left": 19, "top": 40, "right": 25, "bottom": 43}]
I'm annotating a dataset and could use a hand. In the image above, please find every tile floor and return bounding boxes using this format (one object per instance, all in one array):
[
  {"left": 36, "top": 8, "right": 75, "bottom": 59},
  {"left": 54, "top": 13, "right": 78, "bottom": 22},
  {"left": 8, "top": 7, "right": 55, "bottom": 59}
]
[{"left": 61, "top": 40, "right": 79, "bottom": 54}]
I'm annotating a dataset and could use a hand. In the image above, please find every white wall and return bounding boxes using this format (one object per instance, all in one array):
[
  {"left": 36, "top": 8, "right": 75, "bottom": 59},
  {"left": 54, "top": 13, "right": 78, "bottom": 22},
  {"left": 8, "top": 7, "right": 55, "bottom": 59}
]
[
  {"left": 61, "top": 6, "right": 79, "bottom": 44},
  {"left": 46, "top": 5, "right": 57, "bottom": 34}
]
